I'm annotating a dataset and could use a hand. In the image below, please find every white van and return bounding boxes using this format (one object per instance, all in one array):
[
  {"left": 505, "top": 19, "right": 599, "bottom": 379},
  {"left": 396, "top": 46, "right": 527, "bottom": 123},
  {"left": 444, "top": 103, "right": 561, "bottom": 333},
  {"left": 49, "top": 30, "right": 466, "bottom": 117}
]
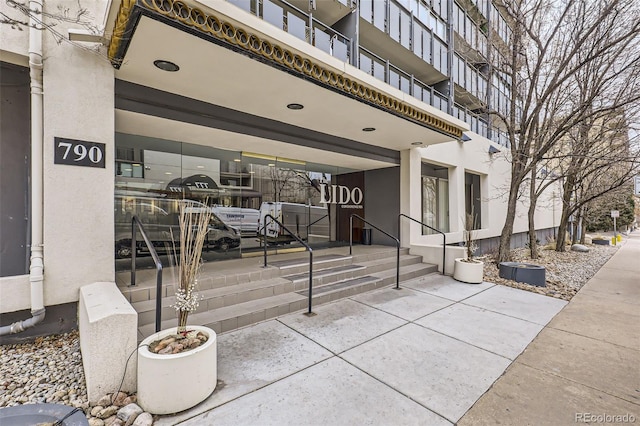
[
  {"left": 257, "top": 202, "right": 329, "bottom": 244},
  {"left": 210, "top": 206, "right": 260, "bottom": 236}
]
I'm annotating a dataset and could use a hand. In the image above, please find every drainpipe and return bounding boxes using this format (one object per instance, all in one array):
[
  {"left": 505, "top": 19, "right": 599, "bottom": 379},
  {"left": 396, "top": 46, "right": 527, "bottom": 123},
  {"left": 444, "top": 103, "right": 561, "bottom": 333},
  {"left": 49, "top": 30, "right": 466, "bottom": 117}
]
[{"left": 0, "top": 0, "right": 45, "bottom": 335}]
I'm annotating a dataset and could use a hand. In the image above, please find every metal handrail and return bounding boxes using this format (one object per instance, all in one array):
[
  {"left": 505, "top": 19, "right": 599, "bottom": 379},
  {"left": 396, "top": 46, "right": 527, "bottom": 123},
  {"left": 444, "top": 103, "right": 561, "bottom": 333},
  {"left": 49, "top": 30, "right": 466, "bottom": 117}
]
[
  {"left": 349, "top": 214, "right": 401, "bottom": 289},
  {"left": 398, "top": 214, "right": 446, "bottom": 275},
  {"left": 262, "top": 214, "right": 314, "bottom": 315},
  {"left": 306, "top": 213, "right": 328, "bottom": 240},
  {"left": 131, "top": 216, "right": 164, "bottom": 333}
]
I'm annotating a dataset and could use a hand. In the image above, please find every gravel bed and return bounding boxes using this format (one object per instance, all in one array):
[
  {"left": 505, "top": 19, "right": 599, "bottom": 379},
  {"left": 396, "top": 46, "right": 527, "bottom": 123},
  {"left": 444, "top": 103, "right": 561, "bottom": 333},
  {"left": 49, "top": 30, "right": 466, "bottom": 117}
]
[{"left": 483, "top": 243, "right": 619, "bottom": 300}]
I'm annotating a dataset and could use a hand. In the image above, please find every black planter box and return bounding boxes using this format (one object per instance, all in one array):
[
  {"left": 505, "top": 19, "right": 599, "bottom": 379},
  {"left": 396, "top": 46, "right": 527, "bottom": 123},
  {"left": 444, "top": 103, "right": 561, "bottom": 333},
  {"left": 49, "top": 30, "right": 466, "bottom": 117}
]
[{"left": 499, "top": 262, "right": 546, "bottom": 287}]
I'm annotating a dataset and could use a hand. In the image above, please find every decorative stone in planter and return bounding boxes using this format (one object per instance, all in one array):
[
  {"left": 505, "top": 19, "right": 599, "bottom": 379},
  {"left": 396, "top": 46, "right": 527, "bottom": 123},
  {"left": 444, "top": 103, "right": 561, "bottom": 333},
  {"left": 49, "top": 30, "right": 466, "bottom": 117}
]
[
  {"left": 499, "top": 262, "right": 546, "bottom": 287},
  {"left": 453, "top": 258, "right": 484, "bottom": 284},
  {"left": 137, "top": 325, "right": 217, "bottom": 415}
]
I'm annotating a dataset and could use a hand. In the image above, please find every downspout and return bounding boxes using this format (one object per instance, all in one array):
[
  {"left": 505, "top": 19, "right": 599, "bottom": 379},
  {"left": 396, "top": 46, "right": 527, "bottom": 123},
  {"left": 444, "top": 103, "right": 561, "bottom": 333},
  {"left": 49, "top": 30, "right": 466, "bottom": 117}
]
[{"left": 0, "top": 0, "right": 45, "bottom": 335}]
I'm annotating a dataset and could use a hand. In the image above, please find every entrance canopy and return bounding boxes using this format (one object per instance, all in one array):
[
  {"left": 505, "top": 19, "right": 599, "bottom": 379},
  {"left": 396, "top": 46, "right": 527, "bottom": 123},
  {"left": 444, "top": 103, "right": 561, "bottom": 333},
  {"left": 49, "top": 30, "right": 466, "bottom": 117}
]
[{"left": 106, "top": 0, "right": 468, "bottom": 170}]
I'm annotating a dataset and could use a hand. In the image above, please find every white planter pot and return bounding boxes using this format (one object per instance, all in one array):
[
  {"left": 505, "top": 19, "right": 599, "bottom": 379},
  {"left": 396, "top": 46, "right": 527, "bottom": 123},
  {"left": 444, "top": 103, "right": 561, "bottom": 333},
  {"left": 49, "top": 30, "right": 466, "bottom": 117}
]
[
  {"left": 453, "top": 258, "right": 484, "bottom": 284},
  {"left": 137, "top": 325, "right": 217, "bottom": 415}
]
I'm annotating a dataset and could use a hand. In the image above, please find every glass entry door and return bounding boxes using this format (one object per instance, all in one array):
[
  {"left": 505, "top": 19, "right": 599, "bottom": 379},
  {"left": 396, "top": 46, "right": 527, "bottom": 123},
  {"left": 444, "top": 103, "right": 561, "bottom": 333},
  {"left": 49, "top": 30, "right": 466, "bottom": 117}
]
[{"left": 242, "top": 153, "right": 337, "bottom": 255}]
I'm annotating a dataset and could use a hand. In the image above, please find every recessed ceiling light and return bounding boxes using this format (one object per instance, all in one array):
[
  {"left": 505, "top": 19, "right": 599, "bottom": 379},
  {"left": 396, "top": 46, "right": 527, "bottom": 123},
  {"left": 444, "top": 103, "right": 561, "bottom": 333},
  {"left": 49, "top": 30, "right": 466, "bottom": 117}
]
[
  {"left": 411, "top": 142, "right": 423, "bottom": 146},
  {"left": 287, "top": 103, "right": 304, "bottom": 110},
  {"left": 249, "top": 171, "right": 255, "bottom": 174},
  {"left": 362, "top": 127, "right": 376, "bottom": 132},
  {"left": 164, "top": 172, "right": 173, "bottom": 175},
  {"left": 196, "top": 165, "right": 204, "bottom": 169},
  {"left": 153, "top": 60, "right": 179, "bottom": 72},
  {"left": 268, "top": 163, "right": 275, "bottom": 167},
  {"left": 124, "top": 168, "right": 132, "bottom": 172},
  {"left": 233, "top": 159, "right": 241, "bottom": 162}
]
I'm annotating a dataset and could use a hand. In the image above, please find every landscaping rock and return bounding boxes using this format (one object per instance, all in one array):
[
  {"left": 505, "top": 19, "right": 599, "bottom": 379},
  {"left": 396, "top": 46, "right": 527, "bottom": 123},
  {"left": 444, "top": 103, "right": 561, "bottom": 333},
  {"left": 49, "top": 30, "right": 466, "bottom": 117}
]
[
  {"left": 571, "top": 244, "right": 589, "bottom": 252},
  {"left": 117, "top": 403, "right": 143, "bottom": 426},
  {"left": 132, "top": 412, "right": 154, "bottom": 426}
]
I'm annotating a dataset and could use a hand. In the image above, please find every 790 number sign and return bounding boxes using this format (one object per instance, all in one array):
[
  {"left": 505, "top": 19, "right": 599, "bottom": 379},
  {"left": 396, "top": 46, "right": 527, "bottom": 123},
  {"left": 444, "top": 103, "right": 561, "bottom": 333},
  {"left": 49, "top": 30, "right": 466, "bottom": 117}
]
[{"left": 54, "top": 137, "right": 106, "bottom": 168}]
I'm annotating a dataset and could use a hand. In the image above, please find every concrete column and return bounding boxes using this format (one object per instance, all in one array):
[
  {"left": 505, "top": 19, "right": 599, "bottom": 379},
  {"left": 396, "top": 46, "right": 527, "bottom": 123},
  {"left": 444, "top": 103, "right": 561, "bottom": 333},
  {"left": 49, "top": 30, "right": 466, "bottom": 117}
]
[
  {"left": 399, "top": 148, "right": 423, "bottom": 246},
  {"left": 42, "top": 1, "right": 115, "bottom": 306}
]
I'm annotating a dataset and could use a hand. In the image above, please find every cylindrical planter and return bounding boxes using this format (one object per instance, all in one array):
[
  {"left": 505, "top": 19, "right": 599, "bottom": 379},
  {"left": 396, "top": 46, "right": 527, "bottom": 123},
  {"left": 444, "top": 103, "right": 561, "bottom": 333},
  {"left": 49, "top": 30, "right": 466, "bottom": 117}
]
[
  {"left": 453, "top": 258, "right": 484, "bottom": 284},
  {"left": 137, "top": 325, "right": 217, "bottom": 415}
]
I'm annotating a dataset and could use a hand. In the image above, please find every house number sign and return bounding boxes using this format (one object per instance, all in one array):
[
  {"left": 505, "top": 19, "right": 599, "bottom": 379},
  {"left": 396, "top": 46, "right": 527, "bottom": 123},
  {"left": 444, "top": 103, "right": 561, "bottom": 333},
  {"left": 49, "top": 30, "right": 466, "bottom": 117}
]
[{"left": 54, "top": 137, "right": 105, "bottom": 168}]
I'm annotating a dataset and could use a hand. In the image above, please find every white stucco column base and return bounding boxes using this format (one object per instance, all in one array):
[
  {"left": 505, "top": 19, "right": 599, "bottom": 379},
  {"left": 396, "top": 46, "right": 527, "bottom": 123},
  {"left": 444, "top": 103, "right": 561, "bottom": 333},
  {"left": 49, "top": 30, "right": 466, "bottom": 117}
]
[{"left": 79, "top": 282, "right": 138, "bottom": 404}]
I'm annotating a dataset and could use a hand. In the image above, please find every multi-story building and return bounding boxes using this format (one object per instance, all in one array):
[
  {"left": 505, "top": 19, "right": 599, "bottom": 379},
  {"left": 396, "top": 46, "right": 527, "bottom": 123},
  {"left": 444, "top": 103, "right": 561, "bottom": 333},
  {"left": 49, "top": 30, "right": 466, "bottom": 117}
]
[{"left": 0, "top": 0, "right": 559, "bottom": 338}]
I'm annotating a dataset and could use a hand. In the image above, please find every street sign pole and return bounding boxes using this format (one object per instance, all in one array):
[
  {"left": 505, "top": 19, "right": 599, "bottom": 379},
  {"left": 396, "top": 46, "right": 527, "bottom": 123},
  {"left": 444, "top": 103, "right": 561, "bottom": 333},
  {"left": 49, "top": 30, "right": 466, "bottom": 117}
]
[{"left": 611, "top": 210, "right": 620, "bottom": 246}]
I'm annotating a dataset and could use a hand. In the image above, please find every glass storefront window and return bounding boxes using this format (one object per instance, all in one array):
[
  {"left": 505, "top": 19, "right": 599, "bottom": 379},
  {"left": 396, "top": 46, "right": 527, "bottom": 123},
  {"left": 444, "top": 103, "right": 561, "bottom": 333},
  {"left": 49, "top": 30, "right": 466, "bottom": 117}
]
[{"left": 115, "top": 134, "right": 353, "bottom": 270}]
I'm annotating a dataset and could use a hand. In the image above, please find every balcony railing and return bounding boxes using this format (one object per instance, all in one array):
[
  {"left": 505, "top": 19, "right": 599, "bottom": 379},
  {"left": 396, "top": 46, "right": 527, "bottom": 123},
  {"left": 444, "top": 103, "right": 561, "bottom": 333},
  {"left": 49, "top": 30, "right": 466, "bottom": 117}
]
[
  {"left": 228, "top": 0, "right": 352, "bottom": 63},
  {"left": 358, "top": 45, "right": 449, "bottom": 114}
]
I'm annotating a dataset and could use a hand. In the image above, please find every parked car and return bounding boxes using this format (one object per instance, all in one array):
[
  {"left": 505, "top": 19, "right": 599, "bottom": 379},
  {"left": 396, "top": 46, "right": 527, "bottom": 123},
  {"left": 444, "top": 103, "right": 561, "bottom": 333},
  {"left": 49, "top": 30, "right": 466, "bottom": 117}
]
[{"left": 114, "top": 196, "right": 240, "bottom": 258}]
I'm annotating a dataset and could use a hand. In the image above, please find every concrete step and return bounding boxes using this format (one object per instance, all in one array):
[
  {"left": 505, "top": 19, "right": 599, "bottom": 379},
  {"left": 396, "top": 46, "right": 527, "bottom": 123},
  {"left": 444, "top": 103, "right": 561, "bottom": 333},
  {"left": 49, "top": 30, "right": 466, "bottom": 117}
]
[
  {"left": 283, "top": 264, "right": 367, "bottom": 289},
  {"left": 133, "top": 246, "right": 438, "bottom": 338},
  {"left": 133, "top": 276, "right": 291, "bottom": 327},
  {"left": 138, "top": 291, "right": 307, "bottom": 339}
]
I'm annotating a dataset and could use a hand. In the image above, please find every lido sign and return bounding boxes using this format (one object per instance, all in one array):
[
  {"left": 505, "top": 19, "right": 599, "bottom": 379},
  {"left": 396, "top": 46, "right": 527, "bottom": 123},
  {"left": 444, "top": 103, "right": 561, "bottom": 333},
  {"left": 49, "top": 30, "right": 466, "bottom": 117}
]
[{"left": 319, "top": 184, "right": 363, "bottom": 207}]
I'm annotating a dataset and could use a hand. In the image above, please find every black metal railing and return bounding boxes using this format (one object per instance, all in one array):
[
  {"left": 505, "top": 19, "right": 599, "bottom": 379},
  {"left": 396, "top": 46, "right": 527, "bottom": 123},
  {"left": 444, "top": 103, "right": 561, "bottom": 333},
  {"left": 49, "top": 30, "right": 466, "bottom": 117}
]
[
  {"left": 398, "top": 214, "right": 446, "bottom": 275},
  {"left": 262, "top": 214, "right": 314, "bottom": 315},
  {"left": 130, "top": 216, "right": 164, "bottom": 333},
  {"left": 349, "top": 214, "right": 401, "bottom": 289}
]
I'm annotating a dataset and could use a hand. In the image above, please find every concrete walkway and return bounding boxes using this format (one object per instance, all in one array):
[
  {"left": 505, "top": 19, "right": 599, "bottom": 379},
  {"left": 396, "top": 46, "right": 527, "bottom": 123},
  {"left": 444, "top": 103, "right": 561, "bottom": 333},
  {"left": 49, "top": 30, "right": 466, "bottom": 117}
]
[
  {"left": 458, "top": 232, "right": 640, "bottom": 425},
  {"left": 154, "top": 258, "right": 575, "bottom": 424}
]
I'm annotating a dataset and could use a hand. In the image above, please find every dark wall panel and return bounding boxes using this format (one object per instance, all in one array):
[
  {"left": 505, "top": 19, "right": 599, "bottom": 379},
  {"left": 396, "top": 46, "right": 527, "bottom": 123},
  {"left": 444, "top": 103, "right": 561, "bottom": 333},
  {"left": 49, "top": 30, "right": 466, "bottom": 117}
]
[
  {"left": 364, "top": 167, "right": 400, "bottom": 245},
  {"left": 0, "top": 62, "right": 30, "bottom": 277}
]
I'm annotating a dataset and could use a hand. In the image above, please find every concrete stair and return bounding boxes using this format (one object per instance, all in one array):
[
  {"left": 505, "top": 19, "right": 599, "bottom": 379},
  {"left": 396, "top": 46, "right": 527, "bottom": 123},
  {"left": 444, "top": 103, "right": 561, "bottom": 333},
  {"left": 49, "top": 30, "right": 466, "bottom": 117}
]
[{"left": 119, "top": 246, "right": 438, "bottom": 339}]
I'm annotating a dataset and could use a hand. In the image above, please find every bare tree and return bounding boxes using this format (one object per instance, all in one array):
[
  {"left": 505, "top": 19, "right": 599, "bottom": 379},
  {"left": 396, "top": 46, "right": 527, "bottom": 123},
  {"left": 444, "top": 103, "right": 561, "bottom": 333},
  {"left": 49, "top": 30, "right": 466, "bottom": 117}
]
[{"left": 492, "top": 0, "right": 640, "bottom": 262}]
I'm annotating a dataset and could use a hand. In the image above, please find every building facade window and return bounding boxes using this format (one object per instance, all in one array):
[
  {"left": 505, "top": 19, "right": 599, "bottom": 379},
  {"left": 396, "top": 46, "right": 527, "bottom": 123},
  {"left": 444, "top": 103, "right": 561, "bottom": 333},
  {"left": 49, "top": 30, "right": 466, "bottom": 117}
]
[
  {"left": 465, "top": 172, "right": 482, "bottom": 229},
  {"left": 421, "top": 163, "right": 449, "bottom": 234}
]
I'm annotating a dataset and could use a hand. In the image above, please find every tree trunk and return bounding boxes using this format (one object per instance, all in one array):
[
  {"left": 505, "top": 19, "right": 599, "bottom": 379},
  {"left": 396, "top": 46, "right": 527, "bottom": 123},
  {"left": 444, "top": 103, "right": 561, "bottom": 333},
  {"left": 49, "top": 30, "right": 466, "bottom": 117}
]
[
  {"left": 497, "top": 171, "right": 523, "bottom": 263},
  {"left": 556, "top": 172, "right": 577, "bottom": 252},
  {"left": 528, "top": 168, "right": 538, "bottom": 259}
]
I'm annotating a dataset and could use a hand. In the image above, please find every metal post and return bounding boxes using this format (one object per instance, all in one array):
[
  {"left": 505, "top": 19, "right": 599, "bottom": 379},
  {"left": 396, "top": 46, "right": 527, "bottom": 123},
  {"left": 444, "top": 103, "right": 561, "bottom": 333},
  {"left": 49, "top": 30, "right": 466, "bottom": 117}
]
[
  {"left": 308, "top": 251, "right": 313, "bottom": 314},
  {"left": 395, "top": 242, "right": 400, "bottom": 289},
  {"left": 349, "top": 215, "right": 353, "bottom": 255},
  {"left": 263, "top": 219, "right": 268, "bottom": 267},
  {"left": 131, "top": 218, "right": 136, "bottom": 286},
  {"left": 442, "top": 235, "right": 446, "bottom": 275},
  {"left": 613, "top": 216, "right": 617, "bottom": 246},
  {"left": 155, "top": 266, "right": 162, "bottom": 333}
]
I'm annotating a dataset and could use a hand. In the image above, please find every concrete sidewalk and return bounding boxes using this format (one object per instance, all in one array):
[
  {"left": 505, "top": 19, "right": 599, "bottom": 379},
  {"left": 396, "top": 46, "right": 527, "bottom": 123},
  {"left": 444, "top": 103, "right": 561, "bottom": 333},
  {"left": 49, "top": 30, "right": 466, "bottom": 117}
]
[
  {"left": 459, "top": 232, "right": 640, "bottom": 425},
  {"left": 154, "top": 258, "right": 574, "bottom": 424}
]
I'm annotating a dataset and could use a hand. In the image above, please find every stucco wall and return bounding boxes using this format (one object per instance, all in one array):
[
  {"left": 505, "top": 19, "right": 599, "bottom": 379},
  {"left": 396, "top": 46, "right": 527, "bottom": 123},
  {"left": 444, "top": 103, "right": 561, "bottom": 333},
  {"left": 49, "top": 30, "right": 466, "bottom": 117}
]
[
  {"left": 42, "top": 1, "right": 115, "bottom": 307},
  {"left": 402, "top": 132, "right": 562, "bottom": 251},
  {"left": 0, "top": 1, "right": 115, "bottom": 312}
]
